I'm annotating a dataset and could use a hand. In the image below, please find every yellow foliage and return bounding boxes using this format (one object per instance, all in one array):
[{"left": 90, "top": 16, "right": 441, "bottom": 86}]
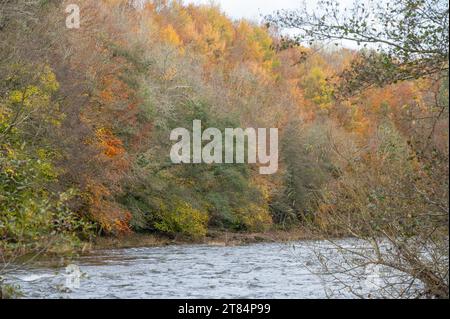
[
  {"left": 155, "top": 201, "right": 209, "bottom": 239},
  {"left": 160, "top": 24, "right": 182, "bottom": 47},
  {"left": 303, "top": 67, "right": 333, "bottom": 110},
  {"left": 236, "top": 204, "right": 273, "bottom": 232}
]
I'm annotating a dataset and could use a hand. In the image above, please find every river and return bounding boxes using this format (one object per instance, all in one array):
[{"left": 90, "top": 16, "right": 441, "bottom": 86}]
[{"left": 5, "top": 240, "right": 401, "bottom": 299}]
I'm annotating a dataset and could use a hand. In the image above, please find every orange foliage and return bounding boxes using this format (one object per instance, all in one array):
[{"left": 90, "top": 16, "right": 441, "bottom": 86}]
[
  {"left": 96, "top": 128, "right": 125, "bottom": 158},
  {"left": 113, "top": 211, "right": 133, "bottom": 235}
]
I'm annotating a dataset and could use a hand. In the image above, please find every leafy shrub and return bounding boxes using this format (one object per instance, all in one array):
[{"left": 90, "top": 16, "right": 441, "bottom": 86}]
[
  {"left": 0, "top": 147, "right": 94, "bottom": 249},
  {"left": 235, "top": 204, "right": 273, "bottom": 232},
  {"left": 154, "top": 201, "right": 209, "bottom": 239}
]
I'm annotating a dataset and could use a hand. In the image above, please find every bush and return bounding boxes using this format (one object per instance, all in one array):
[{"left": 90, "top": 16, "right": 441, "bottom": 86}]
[
  {"left": 154, "top": 201, "right": 209, "bottom": 239},
  {"left": 235, "top": 204, "right": 273, "bottom": 232},
  {"left": 0, "top": 150, "right": 94, "bottom": 252}
]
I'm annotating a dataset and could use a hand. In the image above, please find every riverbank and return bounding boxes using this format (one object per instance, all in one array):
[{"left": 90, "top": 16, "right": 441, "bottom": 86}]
[
  {"left": 91, "top": 228, "right": 317, "bottom": 251},
  {"left": 3, "top": 227, "right": 319, "bottom": 261}
]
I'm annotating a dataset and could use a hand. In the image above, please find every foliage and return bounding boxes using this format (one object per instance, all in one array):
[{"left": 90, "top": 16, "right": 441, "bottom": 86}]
[
  {"left": 154, "top": 201, "right": 208, "bottom": 239},
  {"left": 266, "top": 0, "right": 449, "bottom": 96},
  {"left": 314, "top": 122, "right": 448, "bottom": 297},
  {"left": 0, "top": 64, "right": 94, "bottom": 253}
]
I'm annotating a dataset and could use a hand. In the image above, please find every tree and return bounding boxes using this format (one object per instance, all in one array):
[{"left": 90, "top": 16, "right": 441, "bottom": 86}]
[
  {"left": 267, "top": 0, "right": 449, "bottom": 299},
  {"left": 266, "top": 0, "right": 449, "bottom": 96}
]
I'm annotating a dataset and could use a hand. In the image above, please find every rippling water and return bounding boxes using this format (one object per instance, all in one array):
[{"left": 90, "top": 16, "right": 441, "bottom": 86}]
[{"left": 5, "top": 240, "right": 392, "bottom": 299}]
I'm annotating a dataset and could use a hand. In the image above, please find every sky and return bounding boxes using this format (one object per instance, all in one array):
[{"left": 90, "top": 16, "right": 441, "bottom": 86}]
[{"left": 184, "top": 0, "right": 306, "bottom": 22}]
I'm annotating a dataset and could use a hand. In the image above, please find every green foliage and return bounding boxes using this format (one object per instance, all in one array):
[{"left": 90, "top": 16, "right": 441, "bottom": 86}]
[
  {"left": 154, "top": 201, "right": 209, "bottom": 239},
  {"left": 0, "top": 64, "right": 94, "bottom": 252},
  {"left": 0, "top": 141, "right": 94, "bottom": 251},
  {"left": 270, "top": 121, "right": 335, "bottom": 226},
  {"left": 234, "top": 204, "right": 272, "bottom": 232},
  {"left": 120, "top": 97, "right": 271, "bottom": 234}
]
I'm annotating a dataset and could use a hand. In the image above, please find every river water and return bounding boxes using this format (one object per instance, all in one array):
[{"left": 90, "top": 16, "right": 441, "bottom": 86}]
[{"left": 5, "top": 240, "right": 398, "bottom": 299}]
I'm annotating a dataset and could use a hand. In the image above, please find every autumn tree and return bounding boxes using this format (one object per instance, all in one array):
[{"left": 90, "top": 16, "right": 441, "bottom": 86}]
[
  {"left": 266, "top": 0, "right": 448, "bottom": 94},
  {"left": 268, "top": 0, "right": 449, "bottom": 298}
]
